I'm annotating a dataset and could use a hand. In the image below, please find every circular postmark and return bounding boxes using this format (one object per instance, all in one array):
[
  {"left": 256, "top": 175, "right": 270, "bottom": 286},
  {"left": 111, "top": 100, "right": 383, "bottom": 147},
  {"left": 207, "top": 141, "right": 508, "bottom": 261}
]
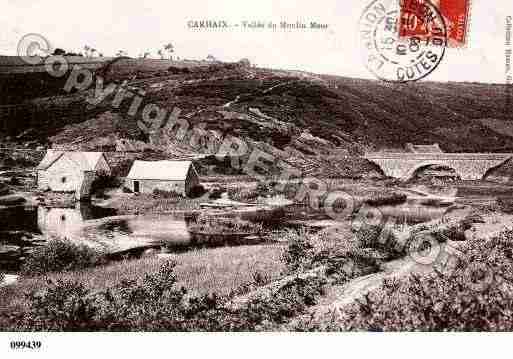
[
  {"left": 17, "top": 33, "right": 52, "bottom": 65},
  {"left": 359, "top": 0, "right": 447, "bottom": 82}
]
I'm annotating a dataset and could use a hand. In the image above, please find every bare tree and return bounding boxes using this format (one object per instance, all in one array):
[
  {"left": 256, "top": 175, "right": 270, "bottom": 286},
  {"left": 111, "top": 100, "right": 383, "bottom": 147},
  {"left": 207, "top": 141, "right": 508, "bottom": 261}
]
[
  {"left": 84, "top": 45, "right": 91, "bottom": 58},
  {"left": 206, "top": 54, "right": 217, "bottom": 62},
  {"left": 164, "top": 43, "right": 174, "bottom": 60},
  {"left": 116, "top": 50, "right": 127, "bottom": 57},
  {"left": 157, "top": 49, "right": 164, "bottom": 59}
]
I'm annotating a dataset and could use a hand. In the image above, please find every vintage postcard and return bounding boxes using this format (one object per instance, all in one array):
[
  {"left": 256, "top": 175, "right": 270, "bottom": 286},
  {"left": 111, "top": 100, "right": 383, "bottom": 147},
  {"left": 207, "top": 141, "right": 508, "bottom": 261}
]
[{"left": 1, "top": 0, "right": 513, "bottom": 356}]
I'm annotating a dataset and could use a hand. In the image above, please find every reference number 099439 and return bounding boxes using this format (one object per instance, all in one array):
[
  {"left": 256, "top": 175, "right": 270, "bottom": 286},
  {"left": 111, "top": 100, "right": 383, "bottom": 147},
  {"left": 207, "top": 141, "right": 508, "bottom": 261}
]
[{"left": 10, "top": 341, "right": 42, "bottom": 350}]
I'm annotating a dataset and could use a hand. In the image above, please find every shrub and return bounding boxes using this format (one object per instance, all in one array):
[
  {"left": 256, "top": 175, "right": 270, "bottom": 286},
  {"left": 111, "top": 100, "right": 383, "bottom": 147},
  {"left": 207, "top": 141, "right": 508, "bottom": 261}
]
[
  {"left": 91, "top": 174, "right": 120, "bottom": 194},
  {"left": 354, "top": 223, "right": 407, "bottom": 260},
  {"left": 497, "top": 196, "right": 513, "bottom": 214},
  {"left": 280, "top": 227, "right": 382, "bottom": 281},
  {"left": 411, "top": 218, "right": 470, "bottom": 243},
  {"left": 209, "top": 186, "right": 226, "bottom": 199},
  {"left": 22, "top": 239, "right": 104, "bottom": 275},
  {"left": 363, "top": 191, "right": 407, "bottom": 206},
  {"left": 20, "top": 280, "right": 99, "bottom": 331},
  {"left": 280, "top": 228, "right": 316, "bottom": 273},
  {"left": 189, "top": 184, "right": 206, "bottom": 198},
  {"left": 152, "top": 189, "right": 183, "bottom": 199},
  {"left": 189, "top": 215, "right": 263, "bottom": 234},
  {"left": 331, "top": 228, "right": 513, "bottom": 331},
  {"left": 228, "top": 187, "right": 260, "bottom": 202},
  {"left": 7, "top": 261, "right": 327, "bottom": 331}
]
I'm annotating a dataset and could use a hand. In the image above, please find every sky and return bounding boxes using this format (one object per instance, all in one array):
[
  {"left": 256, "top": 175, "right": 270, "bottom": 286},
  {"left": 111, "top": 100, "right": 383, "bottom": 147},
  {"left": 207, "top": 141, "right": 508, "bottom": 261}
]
[{"left": 1, "top": 0, "right": 512, "bottom": 83}]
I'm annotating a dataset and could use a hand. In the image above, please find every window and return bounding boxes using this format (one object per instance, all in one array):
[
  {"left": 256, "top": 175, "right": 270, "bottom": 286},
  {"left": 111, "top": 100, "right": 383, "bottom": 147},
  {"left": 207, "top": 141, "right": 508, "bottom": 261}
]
[{"left": 61, "top": 177, "right": 67, "bottom": 183}]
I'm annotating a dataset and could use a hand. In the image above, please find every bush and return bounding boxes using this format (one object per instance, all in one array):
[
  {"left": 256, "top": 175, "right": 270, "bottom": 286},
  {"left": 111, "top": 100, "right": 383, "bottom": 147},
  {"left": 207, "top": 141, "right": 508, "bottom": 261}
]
[
  {"left": 363, "top": 191, "right": 407, "bottom": 206},
  {"left": 332, "top": 228, "right": 513, "bottom": 331},
  {"left": 189, "top": 215, "right": 263, "bottom": 234},
  {"left": 20, "top": 280, "right": 99, "bottom": 331},
  {"left": 22, "top": 239, "right": 104, "bottom": 275},
  {"left": 280, "top": 227, "right": 382, "bottom": 281},
  {"left": 228, "top": 187, "right": 260, "bottom": 202},
  {"left": 497, "top": 196, "right": 513, "bottom": 213},
  {"left": 209, "top": 186, "right": 226, "bottom": 199},
  {"left": 189, "top": 184, "right": 206, "bottom": 198},
  {"left": 280, "top": 228, "right": 316, "bottom": 273},
  {"left": 91, "top": 174, "right": 120, "bottom": 194},
  {"left": 7, "top": 261, "right": 327, "bottom": 331},
  {"left": 412, "top": 218, "right": 470, "bottom": 243},
  {"left": 228, "top": 183, "right": 274, "bottom": 203},
  {"left": 152, "top": 189, "right": 183, "bottom": 199},
  {"left": 354, "top": 223, "right": 407, "bottom": 260}
]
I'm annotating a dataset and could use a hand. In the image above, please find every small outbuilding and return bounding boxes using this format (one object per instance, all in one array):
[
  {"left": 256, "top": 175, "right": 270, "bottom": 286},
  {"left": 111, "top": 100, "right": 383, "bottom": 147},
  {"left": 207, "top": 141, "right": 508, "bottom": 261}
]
[
  {"left": 37, "top": 150, "right": 111, "bottom": 200},
  {"left": 405, "top": 143, "right": 443, "bottom": 153},
  {"left": 125, "top": 160, "right": 200, "bottom": 197}
]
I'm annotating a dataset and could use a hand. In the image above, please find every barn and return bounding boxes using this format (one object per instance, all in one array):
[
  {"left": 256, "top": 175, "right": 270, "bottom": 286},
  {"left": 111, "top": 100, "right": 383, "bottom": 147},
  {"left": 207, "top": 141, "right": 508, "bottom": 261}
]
[
  {"left": 125, "top": 160, "right": 200, "bottom": 197},
  {"left": 37, "top": 150, "right": 111, "bottom": 200}
]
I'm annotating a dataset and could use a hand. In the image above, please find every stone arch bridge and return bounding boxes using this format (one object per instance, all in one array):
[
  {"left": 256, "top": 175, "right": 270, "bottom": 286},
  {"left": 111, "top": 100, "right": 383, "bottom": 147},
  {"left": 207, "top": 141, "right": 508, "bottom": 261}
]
[{"left": 364, "top": 152, "right": 513, "bottom": 180}]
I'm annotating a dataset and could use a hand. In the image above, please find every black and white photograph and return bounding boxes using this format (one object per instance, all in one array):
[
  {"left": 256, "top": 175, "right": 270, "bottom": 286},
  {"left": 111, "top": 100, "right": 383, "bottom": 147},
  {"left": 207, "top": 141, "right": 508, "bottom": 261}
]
[{"left": 1, "top": 0, "right": 513, "bottom": 355}]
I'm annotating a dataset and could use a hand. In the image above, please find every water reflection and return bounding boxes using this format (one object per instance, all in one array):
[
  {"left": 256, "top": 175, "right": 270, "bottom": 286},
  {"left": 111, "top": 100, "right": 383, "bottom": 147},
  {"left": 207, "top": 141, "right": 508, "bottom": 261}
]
[
  {"left": 376, "top": 198, "right": 449, "bottom": 225},
  {"left": 37, "top": 204, "right": 117, "bottom": 239},
  {"left": 0, "top": 203, "right": 117, "bottom": 271},
  {"left": 90, "top": 214, "right": 193, "bottom": 250}
]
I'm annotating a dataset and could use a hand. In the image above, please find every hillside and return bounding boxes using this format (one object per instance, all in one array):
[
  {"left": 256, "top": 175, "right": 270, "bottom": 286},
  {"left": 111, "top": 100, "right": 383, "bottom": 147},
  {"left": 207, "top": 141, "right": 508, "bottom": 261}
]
[{"left": 1, "top": 57, "right": 512, "bottom": 177}]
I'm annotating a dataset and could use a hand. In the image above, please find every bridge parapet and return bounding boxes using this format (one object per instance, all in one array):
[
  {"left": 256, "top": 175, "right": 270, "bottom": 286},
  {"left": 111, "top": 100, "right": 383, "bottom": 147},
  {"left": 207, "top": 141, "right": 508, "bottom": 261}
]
[
  {"left": 363, "top": 152, "right": 513, "bottom": 180},
  {"left": 365, "top": 152, "right": 513, "bottom": 161}
]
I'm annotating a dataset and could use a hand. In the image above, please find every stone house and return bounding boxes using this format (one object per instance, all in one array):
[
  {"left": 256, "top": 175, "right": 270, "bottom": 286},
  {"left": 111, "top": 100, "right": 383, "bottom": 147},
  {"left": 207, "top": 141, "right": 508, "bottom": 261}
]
[
  {"left": 37, "top": 150, "right": 111, "bottom": 200},
  {"left": 125, "top": 160, "right": 200, "bottom": 197}
]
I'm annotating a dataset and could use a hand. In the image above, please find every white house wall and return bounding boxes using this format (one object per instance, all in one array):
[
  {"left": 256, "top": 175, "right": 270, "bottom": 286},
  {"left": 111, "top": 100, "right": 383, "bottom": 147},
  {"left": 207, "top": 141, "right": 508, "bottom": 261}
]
[
  {"left": 125, "top": 179, "right": 188, "bottom": 195},
  {"left": 42, "top": 155, "right": 85, "bottom": 193}
]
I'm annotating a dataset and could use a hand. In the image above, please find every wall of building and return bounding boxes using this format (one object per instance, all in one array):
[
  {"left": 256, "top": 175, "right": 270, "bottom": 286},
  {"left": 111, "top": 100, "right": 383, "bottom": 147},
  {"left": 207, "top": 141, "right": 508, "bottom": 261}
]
[
  {"left": 125, "top": 179, "right": 187, "bottom": 196},
  {"left": 38, "top": 155, "right": 84, "bottom": 193}
]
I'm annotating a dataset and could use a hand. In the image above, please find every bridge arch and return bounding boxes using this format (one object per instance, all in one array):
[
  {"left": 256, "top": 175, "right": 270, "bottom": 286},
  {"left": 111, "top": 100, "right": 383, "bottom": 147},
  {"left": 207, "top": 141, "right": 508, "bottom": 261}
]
[
  {"left": 403, "top": 161, "right": 461, "bottom": 181},
  {"left": 482, "top": 156, "right": 513, "bottom": 180}
]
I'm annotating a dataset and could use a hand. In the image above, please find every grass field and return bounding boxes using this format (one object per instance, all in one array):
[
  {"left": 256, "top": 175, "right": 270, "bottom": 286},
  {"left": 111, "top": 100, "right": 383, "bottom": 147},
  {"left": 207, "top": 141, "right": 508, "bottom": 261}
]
[{"left": 0, "top": 243, "right": 285, "bottom": 314}]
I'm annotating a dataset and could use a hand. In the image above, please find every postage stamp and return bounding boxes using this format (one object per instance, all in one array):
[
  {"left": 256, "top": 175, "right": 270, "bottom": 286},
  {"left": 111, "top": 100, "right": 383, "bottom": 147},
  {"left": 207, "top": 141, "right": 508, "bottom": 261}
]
[
  {"left": 359, "top": 0, "right": 447, "bottom": 82},
  {"left": 400, "top": 0, "right": 471, "bottom": 47}
]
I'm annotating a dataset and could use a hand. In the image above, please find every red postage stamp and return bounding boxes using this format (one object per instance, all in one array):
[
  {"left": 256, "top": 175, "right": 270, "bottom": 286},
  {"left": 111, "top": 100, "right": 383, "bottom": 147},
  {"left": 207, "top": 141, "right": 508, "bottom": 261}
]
[{"left": 399, "top": 0, "right": 471, "bottom": 47}]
